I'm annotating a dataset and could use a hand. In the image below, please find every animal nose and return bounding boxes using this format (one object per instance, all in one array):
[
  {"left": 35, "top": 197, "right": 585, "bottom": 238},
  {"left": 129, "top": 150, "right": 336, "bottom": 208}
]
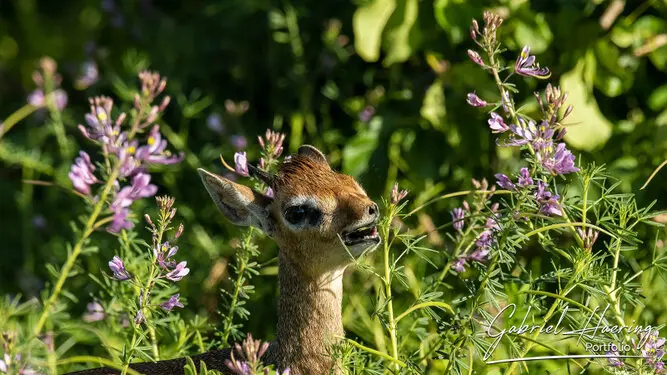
[{"left": 368, "top": 202, "right": 378, "bottom": 217}]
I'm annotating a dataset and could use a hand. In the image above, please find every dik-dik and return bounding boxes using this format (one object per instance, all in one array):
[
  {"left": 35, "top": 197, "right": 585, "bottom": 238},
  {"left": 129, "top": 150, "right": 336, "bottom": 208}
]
[{"left": 70, "top": 145, "right": 381, "bottom": 375}]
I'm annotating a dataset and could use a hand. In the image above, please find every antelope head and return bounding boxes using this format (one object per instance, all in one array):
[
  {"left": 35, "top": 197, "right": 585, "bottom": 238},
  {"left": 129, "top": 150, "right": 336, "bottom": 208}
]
[{"left": 198, "top": 145, "right": 380, "bottom": 278}]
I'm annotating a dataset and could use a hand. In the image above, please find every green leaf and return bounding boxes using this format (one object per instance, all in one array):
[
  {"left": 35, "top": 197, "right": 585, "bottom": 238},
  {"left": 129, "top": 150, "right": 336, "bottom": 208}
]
[
  {"left": 382, "top": 0, "right": 420, "bottom": 66},
  {"left": 342, "top": 118, "right": 383, "bottom": 176},
  {"left": 561, "top": 60, "right": 613, "bottom": 151},
  {"left": 353, "top": 0, "right": 396, "bottom": 62},
  {"left": 420, "top": 79, "right": 446, "bottom": 130}
]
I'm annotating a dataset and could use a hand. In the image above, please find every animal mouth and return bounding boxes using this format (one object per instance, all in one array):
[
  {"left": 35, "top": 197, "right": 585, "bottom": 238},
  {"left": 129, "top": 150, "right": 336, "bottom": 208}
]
[{"left": 342, "top": 222, "right": 381, "bottom": 247}]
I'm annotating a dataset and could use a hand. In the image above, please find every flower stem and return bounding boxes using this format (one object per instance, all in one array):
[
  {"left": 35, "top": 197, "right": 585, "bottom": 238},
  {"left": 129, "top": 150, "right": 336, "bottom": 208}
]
[
  {"left": 33, "top": 166, "right": 120, "bottom": 336},
  {"left": 382, "top": 206, "right": 400, "bottom": 372},
  {"left": 0, "top": 104, "right": 38, "bottom": 140},
  {"left": 220, "top": 227, "right": 254, "bottom": 345}
]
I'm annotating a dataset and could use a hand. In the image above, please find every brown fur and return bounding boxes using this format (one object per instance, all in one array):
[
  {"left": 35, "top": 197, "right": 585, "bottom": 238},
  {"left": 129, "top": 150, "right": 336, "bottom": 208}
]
[{"left": 69, "top": 145, "right": 378, "bottom": 375}]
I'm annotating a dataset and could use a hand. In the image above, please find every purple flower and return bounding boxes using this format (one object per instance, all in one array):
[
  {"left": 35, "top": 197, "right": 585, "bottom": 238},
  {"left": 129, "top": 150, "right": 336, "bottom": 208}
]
[
  {"left": 108, "top": 256, "right": 132, "bottom": 281},
  {"left": 485, "top": 215, "right": 501, "bottom": 231},
  {"left": 265, "top": 186, "right": 274, "bottom": 198},
  {"left": 606, "top": 351, "right": 623, "bottom": 367},
  {"left": 154, "top": 242, "right": 178, "bottom": 270},
  {"left": 135, "top": 125, "right": 184, "bottom": 165},
  {"left": 469, "top": 247, "right": 489, "bottom": 262},
  {"left": 207, "top": 113, "right": 224, "bottom": 134},
  {"left": 641, "top": 331, "right": 666, "bottom": 367},
  {"left": 117, "top": 141, "right": 142, "bottom": 178},
  {"left": 234, "top": 152, "right": 249, "bottom": 176},
  {"left": 231, "top": 135, "right": 248, "bottom": 150},
  {"left": 112, "top": 173, "right": 158, "bottom": 209},
  {"left": 27, "top": 89, "right": 44, "bottom": 107},
  {"left": 53, "top": 89, "right": 68, "bottom": 111},
  {"left": 514, "top": 46, "right": 551, "bottom": 79},
  {"left": 68, "top": 151, "right": 99, "bottom": 195},
  {"left": 541, "top": 143, "right": 579, "bottom": 175},
  {"left": 452, "top": 257, "right": 466, "bottom": 273},
  {"left": 506, "top": 119, "right": 538, "bottom": 146},
  {"left": 466, "top": 92, "right": 487, "bottom": 107},
  {"left": 160, "top": 294, "right": 184, "bottom": 311},
  {"left": 494, "top": 174, "right": 515, "bottom": 190},
  {"left": 467, "top": 49, "right": 484, "bottom": 66},
  {"left": 83, "top": 301, "right": 106, "bottom": 322},
  {"left": 108, "top": 207, "right": 134, "bottom": 233},
  {"left": 517, "top": 167, "right": 533, "bottom": 187},
  {"left": 451, "top": 208, "right": 465, "bottom": 231},
  {"left": 488, "top": 112, "right": 508, "bottom": 133},
  {"left": 75, "top": 60, "right": 99, "bottom": 89},
  {"left": 391, "top": 183, "right": 408, "bottom": 205},
  {"left": 165, "top": 261, "right": 190, "bottom": 281},
  {"left": 258, "top": 129, "right": 286, "bottom": 158},
  {"left": 475, "top": 230, "right": 493, "bottom": 250},
  {"left": 540, "top": 195, "right": 563, "bottom": 216},
  {"left": 359, "top": 105, "right": 375, "bottom": 122},
  {"left": 134, "top": 310, "right": 145, "bottom": 325}
]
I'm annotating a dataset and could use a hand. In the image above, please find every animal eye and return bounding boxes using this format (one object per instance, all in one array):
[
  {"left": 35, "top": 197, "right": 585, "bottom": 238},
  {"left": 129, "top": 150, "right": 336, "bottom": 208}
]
[{"left": 284, "top": 205, "right": 307, "bottom": 225}]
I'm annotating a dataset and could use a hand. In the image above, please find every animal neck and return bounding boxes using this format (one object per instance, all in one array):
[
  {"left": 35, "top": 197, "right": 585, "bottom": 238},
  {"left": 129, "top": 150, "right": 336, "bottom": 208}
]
[{"left": 276, "top": 250, "right": 345, "bottom": 375}]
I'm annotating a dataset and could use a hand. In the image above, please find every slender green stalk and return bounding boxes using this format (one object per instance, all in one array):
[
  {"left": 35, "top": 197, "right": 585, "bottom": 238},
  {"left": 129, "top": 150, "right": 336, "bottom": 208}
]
[
  {"left": 220, "top": 227, "right": 255, "bottom": 345},
  {"left": 0, "top": 104, "right": 38, "bottom": 140},
  {"left": 336, "top": 336, "right": 407, "bottom": 367},
  {"left": 395, "top": 301, "right": 453, "bottom": 323},
  {"left": 34, "top": 166, "right": 121, "bottom": 336},
  {"left": 381, "top": 207, "right": 400, "bottom": 373},
  {"left": 56, "top": 356, "right": 143, "bottom": 375}
]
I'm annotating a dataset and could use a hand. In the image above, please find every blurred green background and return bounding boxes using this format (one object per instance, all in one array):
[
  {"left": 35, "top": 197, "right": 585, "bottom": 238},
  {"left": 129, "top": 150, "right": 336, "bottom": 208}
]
[{"left": 0, "top": 0, "right": 666, "bottom": 355}]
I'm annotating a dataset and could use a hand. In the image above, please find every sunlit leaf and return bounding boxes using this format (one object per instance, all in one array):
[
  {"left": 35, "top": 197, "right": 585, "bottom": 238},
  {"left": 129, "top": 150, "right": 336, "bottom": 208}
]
[
  {"left": 353, "top": 0, "right": 396, "bottom": 62},
  {"left": 561, "top": 60, "right": 613, "bottom": 151}
]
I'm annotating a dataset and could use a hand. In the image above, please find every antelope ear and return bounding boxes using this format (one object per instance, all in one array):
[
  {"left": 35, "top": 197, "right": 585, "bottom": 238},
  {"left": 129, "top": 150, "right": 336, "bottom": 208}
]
[
  {"left": 198, "top": 168, "right": 274, "bottom": 234},
  {"left": 297, "top": 145, "right": 329, "bottom": 168}
]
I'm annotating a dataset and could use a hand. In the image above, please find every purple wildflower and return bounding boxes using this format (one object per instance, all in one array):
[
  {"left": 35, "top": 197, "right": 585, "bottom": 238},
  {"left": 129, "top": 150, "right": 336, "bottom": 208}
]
[
  {"left": 576, "top": 227, "right": 600, "bottom": 251},
  {"left": 265, "top": 186, "right": 274, "bottom": 198},
  {"left": 469, "top": 247, "right": 489, "bottom": 262},
  {"left": 467, "top": 49, "right": 484, "bottom": 66},
  {"left": 494, "top": 174, "right": 515, "bottom": 190},
  {"left": 540, "top": 195, "right": 563, "bottom": 216},
  {"left": 134, "top": 310, "right": 145, "bottom": 325},
  {"left": 68, "top": 151, "right": 99, "bottom": 195},
  {"left": 78, "top": 97, "right": 116, "bottom": 143},
  {"left": 517, "top": 167, "right": 533, "bottom": 187},
  {"left": 234, "top": 152, "right": 249, "bottom": 176},
  {"left": 135, "top": 125, "right": 184, "bottom": 165},
  {"left": 83, "top": 301, "right": 106, "bottom": 323},
  {"left": 108, "top": 256, "right": 132, "bottom": 281},
  {"left": 451, "top": 208, "right": 465, "bottom": 231},
  {"left": 165, "top": 261, "right": 190, "bottom": 281},
  {"left": 207, "top": 113, "right": 224, "bottom": 134},
  {"left": 359, "top": 105, "right": 375, "bottom": 122},
  {"left": 75, "top": 60, "right": 99, "bottom": 89},
  {"left": 154, "top": 242, "right": 178, "bottom": 270},
  {"left": 113, "top": 173, "right": 158, "bottom": 208},
  {"left": 108, "top": 208, "right": 133, "bottom": 233},
  {"left": 488, "top": 112, "right": 509, "bottom": 133},
  {"left": 258, "top": 129, "right": 286, "bottom": 158},
  {"left": 160, "top": 294, "right": 184, "bottom": 311},
  {"left": 514, "top": 46, "right": 551, "bottom": 79},
  {"left": 541, "top": 143, "right": 579, "bottom": 175},
  {"left": 606, "top": 351, "right": 623, "bottom": 367},
  {"left": 506, "top": 119, "right": 537, "bottom": 146},
  {"left": 231, "top": 135, "right": 248, "bottom": 151},
  {"left": 466, "top": 93, "right": 487, "bottom": 107},
  {"left": 391, "top": 183, "right": 408, "bottom": 205},
  {"left": 27, "top": 90, "right": 44, "bottom": 107},
  {"left": 452, "top": 257, "right": 466, "bottom": 273},
  {"left": 641, "top": 331, "right": 666, "bottom": 368},
  {"left": 475, "top": 230, "right": 493, "bottom": 250}
]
